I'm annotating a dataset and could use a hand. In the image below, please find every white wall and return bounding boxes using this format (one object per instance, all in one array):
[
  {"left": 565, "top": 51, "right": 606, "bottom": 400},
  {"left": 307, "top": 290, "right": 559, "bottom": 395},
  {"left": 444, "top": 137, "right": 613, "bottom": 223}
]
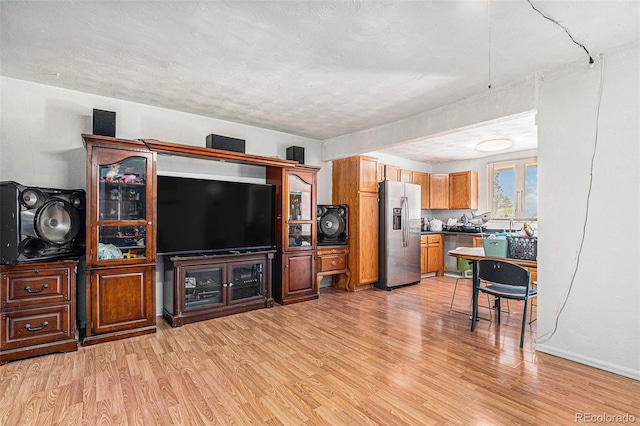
[
  {"left": 0, "top": 77, "right": 331, "bottom": 203},
  {"left": 535, "top": 45, "right": 639, "bottom": 379},
  {"left": 323, "top": 43, "right": 640, "bottom": 379}
]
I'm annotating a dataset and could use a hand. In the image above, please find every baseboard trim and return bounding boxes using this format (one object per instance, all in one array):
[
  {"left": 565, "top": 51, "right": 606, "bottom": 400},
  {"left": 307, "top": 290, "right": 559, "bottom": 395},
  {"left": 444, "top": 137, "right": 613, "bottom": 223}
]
[{"left": 535, "top": 343, "right": 640, "bottom": 381}]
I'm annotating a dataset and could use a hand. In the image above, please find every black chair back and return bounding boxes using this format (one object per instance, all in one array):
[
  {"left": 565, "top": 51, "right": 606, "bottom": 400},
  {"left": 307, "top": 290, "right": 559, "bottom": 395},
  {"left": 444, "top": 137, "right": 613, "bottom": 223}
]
[{"left": 478, "top": 259, "right": 529, "bottom": 288}]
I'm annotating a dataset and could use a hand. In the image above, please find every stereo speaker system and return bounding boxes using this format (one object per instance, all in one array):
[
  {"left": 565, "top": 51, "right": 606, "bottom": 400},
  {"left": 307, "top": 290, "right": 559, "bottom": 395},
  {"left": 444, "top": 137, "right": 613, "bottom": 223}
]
[
  {"left": 93, "top": 109, "right": 116, "bottom": 137},
  {"left": 0, "top": 181, "right": 86, "bottom": 265},
  {"left": 206, "top": 134, "right": 246, "bottom": 153},
  {"left": 286, "top": 146, "right": 305, "bottom": 164},
  {"left": 317, "top": 204, "right": 348, "bottom": 246}
]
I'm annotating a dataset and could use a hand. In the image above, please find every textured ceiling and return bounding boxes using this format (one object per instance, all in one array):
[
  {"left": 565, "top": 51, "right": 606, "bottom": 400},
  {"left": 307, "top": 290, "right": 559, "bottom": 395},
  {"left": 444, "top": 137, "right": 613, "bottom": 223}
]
[{"left": 1, "top": 1, "right": 638, "bottom": 162}]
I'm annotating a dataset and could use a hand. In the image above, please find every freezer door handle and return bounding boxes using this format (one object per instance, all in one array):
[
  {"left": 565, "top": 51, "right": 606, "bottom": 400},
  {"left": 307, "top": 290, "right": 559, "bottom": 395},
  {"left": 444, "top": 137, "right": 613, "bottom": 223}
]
[{"left": 401, "top": 196, "right": 408, "bottom": 247}]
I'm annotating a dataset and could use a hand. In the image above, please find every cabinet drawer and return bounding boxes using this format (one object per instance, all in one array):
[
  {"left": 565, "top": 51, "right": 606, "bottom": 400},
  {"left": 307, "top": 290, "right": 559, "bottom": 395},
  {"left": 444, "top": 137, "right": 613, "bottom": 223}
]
[
  {"left": 427, "top": 234, "right": 441, "bottom": 244},
  {"left": 2, "top": 268, "right": 71, "bottom": 308},
  {"left": 318, "top": 255, "right": 347, "bottom": 272},
  {"left": 1, "top": 304, "right": 73, "bottom": 349},
  {"left": 317, "top": 246, "right": 348, "bottom": 256}
]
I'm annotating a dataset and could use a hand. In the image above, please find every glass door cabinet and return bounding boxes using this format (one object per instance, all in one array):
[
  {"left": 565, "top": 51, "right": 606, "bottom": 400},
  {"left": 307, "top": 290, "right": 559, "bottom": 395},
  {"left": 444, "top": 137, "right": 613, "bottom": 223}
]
[
  {"left": 286, "top": 172, "right": 314, "bottom": 250},
  {"left": 162, "top": 251, "right": 274, "bottom": 327},
  {"left": 267, "top": 166, "right": 318, "bottom": 305},
  {"left": 83, "top": 136, "right": 156, "bottom": 345},
  {"left": 90, "top": 147, "right": 154, "bottom": 265}
]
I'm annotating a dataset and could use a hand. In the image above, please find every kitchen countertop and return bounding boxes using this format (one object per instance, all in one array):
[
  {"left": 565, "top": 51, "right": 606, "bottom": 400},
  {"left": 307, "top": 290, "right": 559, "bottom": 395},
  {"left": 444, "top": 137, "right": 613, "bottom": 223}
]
[{"left": 420, "top": 231, "right": 482, "bottom": 237}]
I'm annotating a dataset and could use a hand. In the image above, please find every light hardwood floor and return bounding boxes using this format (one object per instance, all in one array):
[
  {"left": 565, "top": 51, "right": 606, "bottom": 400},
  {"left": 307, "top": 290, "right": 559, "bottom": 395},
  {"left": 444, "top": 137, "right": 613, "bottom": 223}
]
[{"left": 1, "top": 276, "right": 638, "bottom": 425}]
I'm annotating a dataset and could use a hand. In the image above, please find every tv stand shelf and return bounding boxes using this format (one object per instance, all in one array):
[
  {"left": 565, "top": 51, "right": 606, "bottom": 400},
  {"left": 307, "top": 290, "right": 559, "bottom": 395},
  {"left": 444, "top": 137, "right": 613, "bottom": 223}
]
[{"left": 162, "top": 250, "right": 275, "bottom": 327}]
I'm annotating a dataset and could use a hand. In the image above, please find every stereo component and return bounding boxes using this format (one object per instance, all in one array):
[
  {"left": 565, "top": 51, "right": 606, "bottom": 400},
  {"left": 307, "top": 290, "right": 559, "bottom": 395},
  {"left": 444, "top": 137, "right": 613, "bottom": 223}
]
[
  {"left": 93, "top": 109, "right": 116, "bottom": 137},
  {"left": 317, "top": 204, "right": 348, "bottom": 246},
  {"left": 206, "top": 134, "right": 246, "bottom": 153},
  {"left": 0, "top": 181, "right": 86, "bottom": 265},
  {"left": 286, "top": 146, "right": 305, "bottom": 164}
]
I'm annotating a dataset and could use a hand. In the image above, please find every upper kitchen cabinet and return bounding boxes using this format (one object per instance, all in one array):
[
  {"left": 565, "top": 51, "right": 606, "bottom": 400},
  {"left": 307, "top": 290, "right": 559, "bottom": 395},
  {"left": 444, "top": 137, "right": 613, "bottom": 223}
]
[
  {"left": 384, "top": 165, "right": 400, "bottom": 182},
  {"left": 429, "top": 174, "right": 449, "bottom": 209},
  {"left": 332, "top": 155, "right": 379, "bottom": 291},
  {"left": 412, "top": 172, "right": 430, "bottom": 209},
  {"left": 400, "top": 169, "right": 413, "bottom": 183},
  {"left": 449, "top": 171, "right": 478, "bottom": 209},
  {"left": 377, "top": 163, "right": 385, "bottom": 183}
]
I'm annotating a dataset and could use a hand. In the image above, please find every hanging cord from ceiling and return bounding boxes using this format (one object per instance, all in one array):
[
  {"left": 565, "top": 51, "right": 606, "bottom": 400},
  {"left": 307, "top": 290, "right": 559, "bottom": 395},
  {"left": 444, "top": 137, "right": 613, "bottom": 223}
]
[
  {"left": 487, "top": 0, "right": 492, "bottom": 89},
  {"left": 536, "top": 53, "right": 604, "bottom": 345},
  {"left": 526, "top": 0, "right": 595, "bottom": 66}
]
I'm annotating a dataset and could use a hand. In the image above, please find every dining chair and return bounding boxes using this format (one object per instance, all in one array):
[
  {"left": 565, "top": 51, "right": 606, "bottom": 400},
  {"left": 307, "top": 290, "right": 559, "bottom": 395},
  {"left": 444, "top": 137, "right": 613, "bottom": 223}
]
[{"left": 472, "top": 259, "right": 537, "bottom": 348}]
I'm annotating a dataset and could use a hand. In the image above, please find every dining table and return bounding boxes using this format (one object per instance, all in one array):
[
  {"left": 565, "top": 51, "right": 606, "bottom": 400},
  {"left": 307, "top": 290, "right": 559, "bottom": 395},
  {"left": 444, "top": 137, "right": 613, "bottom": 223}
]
[{"left": 447, "top": 247, "right": 538, "bottom": 327}]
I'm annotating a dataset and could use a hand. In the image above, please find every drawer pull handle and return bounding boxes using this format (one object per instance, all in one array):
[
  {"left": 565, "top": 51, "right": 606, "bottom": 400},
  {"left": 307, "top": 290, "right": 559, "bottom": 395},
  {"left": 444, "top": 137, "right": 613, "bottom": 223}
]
[
  {"left": 331, "top": 261, "right": 338, "bottom": 266},
  {"left": 24, "top": 284, "right": 49, "bottom": 293},
  {"left": 24, "top": 321, "right": 49, "bottom": 332},
  {"left": 331, "top": 249, "right": 337, "bottom": 253}
]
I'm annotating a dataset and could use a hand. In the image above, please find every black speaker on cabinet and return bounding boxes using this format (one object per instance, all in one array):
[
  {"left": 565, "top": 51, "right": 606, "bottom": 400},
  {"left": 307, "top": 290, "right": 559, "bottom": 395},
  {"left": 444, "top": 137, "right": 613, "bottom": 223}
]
[
  {"left": 93, "top": 109, "right": 116, "bottom": 137},
  {"left": 286, "top": 146, "right": 305, "bottom": 164},
  {"left": 317, "top": 204, "right": 348, "bottom": 246},
  {"left": 0, "top": 181, "right": 86, "bottom": 265},
  {"left": 206, "top": 134, "right": 246, "bottom": 153}
]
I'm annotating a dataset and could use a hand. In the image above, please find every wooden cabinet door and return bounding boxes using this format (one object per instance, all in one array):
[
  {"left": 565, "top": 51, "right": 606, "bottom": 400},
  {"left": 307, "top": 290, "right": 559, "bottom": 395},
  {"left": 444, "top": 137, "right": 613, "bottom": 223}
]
[
  {"left": 449, "top": 171, "right": 478, "bottom": 209},
  {"left": 400, "top": 169, "right": 412, "bottom": 183},
  {"left": 89, "top": 265, "right": 155, "bottom": 335},
  {"left": 385, "top": 165, "right": 400, "bottom": 182},
  {"left": 360, "top": 156, "right": 379, "bottom": 192},
  {"left": 284, "top": 169, "right": 316, "bottom": 251},
  {"left": 426, "top": 234, "right": 443, "bottom": 275},
  {"left": 358, "top": 192, "right": 379, "bottom": 284},
  {"left": 87, "top": 146, "right": 156, "bottom": 266},
  {"left": 429, "top": 174, "right": 449, "bottom": 209},
  {"left": 420, "top": 236, "right": 428, "bottom": 274},
  {"left": 283, "top": 252, "right": 316, "bottom": 299},
  {"left": 377, "top": 163, "right": 385, "bottom": 183},
  {"left": 412, "top": 172, "right": 430, "bottom": 209}
]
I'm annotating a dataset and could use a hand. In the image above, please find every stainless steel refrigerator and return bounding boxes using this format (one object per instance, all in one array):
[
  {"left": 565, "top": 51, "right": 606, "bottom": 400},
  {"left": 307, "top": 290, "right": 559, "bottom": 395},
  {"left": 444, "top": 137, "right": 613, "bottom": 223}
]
[{"left": 376, "top": 180, "right": 422, "bottom": 290}]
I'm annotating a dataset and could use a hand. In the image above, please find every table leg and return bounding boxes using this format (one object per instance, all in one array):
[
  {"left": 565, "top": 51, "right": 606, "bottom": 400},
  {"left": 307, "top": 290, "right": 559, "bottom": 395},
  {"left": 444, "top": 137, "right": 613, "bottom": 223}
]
[{"left": 470, "top": 259, "right": 480, "bottom": 329}]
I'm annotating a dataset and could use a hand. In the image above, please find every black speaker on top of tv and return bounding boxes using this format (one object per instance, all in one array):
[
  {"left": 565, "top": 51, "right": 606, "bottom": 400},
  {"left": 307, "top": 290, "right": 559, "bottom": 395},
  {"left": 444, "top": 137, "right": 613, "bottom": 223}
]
[
  {"left": 93, "top": 109, "right": 116, "bottom": 137},
  {"left": 0, "top": 181, "right": 86, "bottom": 265},
  {"left": 286, "top": 146, "right": 305, "bottom": 164},
  {"left": 206, "top": 134, "right": 246, "bottom": 153},
  {"left": 317, "top": 204, "right": 348, "bottom": 246}
]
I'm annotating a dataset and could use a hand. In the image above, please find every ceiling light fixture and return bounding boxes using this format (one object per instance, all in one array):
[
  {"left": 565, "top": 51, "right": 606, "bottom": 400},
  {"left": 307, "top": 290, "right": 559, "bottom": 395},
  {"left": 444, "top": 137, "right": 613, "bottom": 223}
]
[{"left": 476, "top": 138, "right": 513, "bottom": 152}]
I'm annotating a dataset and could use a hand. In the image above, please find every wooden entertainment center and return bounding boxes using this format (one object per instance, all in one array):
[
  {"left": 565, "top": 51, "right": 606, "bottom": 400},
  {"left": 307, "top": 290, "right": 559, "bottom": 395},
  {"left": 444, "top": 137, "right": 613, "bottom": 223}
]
[{"left": 82, "top": 134, "right": 319, "bottom": 337}]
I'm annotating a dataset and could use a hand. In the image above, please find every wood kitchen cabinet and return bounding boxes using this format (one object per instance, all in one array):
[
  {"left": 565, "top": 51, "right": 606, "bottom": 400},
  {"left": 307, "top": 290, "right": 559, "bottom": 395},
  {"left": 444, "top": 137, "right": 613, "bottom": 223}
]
[
  {"left": 82, "top": 135, "right": 157, "bottom": 345},
  {"left": 332, "top": 155, "right": 379, "bottom": 291},
  {"left": 384, "top": 165, "right": 401, "bottom": 182},
  {"left": 267, "top": 166, "right": 319, "bottom": 305},
  {"left": 420, "top": 236, "right": 428, "bottom": 274},
  {"left": 400, "top": 169, "right": 413, "bottom": 183},
  {"left": 449, "top": 171, "right": 478, "bottom": 209},
  {"left": 429, "top": 174, "right": 450, "bottom": 209},
  {"left": 420, "top": 234, "right": 444, "bottom": 276},
  {"left": 427, "top": 234, "right": 444, "bottom": 275},
  {"left": 0, "top": 260, "right": 78, "bottom": 365},
  {"left": 412, "top": 171, "right": 430, "bottom": 209}
]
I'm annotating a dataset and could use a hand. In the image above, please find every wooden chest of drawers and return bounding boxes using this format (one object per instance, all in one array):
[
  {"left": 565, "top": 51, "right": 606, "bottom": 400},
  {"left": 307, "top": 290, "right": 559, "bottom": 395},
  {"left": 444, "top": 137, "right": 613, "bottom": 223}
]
[
  {"left": 0, "top": 260, "right": 78, "bottom": 364},
  {"left": 316, "top": 245, "right": 351, "bottom": 291}
]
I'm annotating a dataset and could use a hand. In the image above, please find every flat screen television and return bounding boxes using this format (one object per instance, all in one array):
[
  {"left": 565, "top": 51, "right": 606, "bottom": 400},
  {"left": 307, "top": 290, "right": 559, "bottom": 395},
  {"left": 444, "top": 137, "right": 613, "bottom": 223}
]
[{"left": 156, "top": 175, "right": 276, "bottom": 255}]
